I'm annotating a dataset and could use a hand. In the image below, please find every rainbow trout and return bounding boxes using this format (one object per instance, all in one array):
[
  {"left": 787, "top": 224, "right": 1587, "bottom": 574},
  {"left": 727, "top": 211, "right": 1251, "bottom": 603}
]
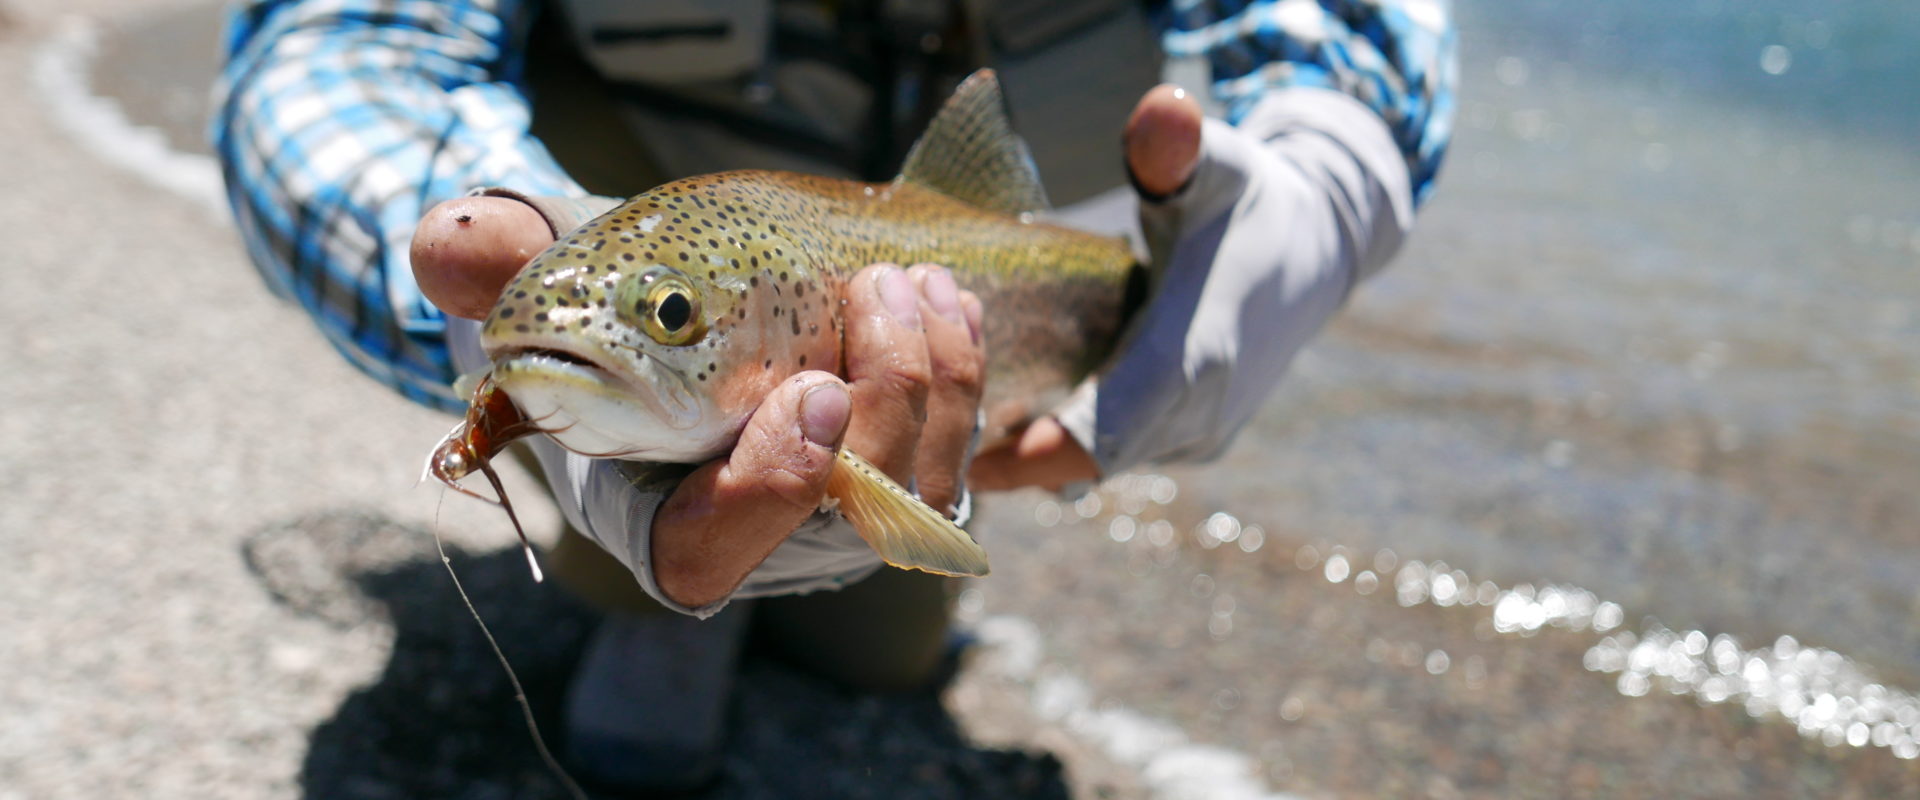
[{"left": 429, "top": 70, "right": 1140, "bottom": 578}]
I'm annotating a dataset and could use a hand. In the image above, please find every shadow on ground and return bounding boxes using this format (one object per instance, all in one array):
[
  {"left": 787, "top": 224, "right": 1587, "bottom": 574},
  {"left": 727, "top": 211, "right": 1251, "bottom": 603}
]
[{"left": 243, "top": 510, "right": 1067, "bottom": 800}]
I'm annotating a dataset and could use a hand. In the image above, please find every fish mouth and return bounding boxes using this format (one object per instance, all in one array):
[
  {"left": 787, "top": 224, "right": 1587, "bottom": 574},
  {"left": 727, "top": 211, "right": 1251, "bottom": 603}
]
[
  {"left": 493, "top": 346, "right": 615, "bottom": 383},
  {"left": 486, "top": 343, "right": 708, "bottom": 459},
  {"left": 490, "top": 346, "right": 645, "bottom": 398}
]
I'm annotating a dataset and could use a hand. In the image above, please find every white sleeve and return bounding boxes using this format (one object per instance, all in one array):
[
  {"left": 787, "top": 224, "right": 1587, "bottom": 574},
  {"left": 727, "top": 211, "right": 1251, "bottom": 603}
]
[{"left": 1053, "top": 87, "right": 1415, "bottom": 474}]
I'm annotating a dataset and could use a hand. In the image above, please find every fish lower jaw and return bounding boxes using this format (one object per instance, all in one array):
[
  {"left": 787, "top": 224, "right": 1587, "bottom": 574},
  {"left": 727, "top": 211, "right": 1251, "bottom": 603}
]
[{"left": 494, "top": 374, "right": 725, "bottom": 463}]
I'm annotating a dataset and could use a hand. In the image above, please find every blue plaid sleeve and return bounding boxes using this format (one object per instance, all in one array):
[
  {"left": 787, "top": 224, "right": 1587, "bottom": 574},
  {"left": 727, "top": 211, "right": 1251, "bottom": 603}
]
[
  {"left": 213, "top": 0, "right": 585, "bottom": 413},
  {"left": 1156, "top": 0, "right": 1458, "bottom": 206}
]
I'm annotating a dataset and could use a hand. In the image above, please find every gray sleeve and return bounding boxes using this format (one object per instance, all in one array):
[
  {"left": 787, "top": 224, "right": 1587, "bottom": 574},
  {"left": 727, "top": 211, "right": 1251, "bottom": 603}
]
[{"left": 1052, "top": 86, "right": 1415, "bottom": 475}]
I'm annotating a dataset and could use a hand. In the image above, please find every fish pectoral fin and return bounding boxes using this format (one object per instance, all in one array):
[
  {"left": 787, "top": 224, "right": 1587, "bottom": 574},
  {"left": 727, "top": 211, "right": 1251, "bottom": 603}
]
[{"left": 824, "top": 448, "right": 990, "bottom": 578}]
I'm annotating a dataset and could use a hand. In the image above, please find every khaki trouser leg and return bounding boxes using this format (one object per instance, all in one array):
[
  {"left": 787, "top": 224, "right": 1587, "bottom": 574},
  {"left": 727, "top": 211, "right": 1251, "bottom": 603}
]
[{"left": 752, "top": 567, "right": 956, "bottom": 693}]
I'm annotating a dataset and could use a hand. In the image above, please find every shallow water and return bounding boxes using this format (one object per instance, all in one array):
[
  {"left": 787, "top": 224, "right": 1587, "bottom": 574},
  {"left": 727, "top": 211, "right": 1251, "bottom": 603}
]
[{"left": 969, "top": 0, "right": 1920, "bottom": 795}]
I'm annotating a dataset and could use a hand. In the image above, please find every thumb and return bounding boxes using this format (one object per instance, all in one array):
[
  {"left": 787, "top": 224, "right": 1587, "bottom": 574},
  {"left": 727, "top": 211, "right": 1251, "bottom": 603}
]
[
  {"left": 650, "top": 373, "right": 850, "bottom": 608},
  {"left": 410, "top": 196, "right": 554, "bottom": 319},
  {"left": 1124, "top": 84, "right": 1204, "bottom": 199}
]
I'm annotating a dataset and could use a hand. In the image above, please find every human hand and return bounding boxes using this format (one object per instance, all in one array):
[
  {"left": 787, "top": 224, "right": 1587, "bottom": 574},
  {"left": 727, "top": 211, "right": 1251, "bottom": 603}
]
[
  {"left": 411, "top": 215, "right": 984, "bottom": 608},
  {"left": 967, "top": 84, "right": 1203, "bottom": 493},
  {"left": 648, "top": 263, "right": 985, "bottom": 607}
]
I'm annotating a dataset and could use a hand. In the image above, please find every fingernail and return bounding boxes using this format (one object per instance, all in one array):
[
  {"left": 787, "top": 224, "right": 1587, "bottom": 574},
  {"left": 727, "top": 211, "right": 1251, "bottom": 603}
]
[
  {"left": 800, "top": 382, "right": 850, "bottom": 446},
  {"left": 877, "top": 267, "right": 921, "bottom": 328},
  {"left": 960, "top": 292, "right": 984, "bottom": 345},
  {"left": 921, "top": 267, "right": 964, "bottom": 324}
]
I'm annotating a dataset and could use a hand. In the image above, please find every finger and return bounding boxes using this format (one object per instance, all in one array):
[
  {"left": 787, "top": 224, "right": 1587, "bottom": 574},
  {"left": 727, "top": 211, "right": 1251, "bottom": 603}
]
[
  {"left": 958, "top": 290, "right": 984, "bottom": 346},
  {"left": 410, "top": 196, "right": 553, "bottom": 319},
  {"left": 907, "top": 264, "right": 986, "bottom": 515},
  {"left": 841, "top": 263, "right": 932, "bottom": 483},
  {"left": 967, "top": 417, "right": 1100, "bottom": 493},
  {"left": 1124, "top": 84, "right": 1204, "bottom": 198},
  {"left": 652, "top": 373, "right": 850, "bottom": 608}
]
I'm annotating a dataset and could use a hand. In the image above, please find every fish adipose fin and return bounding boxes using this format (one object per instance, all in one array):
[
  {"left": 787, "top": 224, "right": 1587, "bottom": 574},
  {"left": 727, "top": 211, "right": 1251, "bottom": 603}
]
[
  {"left": 896, "top": 69, "right": 1051, "bottom": 216},
  {"left": 824, "top": 449, "right": 990, "bottom": 577}
]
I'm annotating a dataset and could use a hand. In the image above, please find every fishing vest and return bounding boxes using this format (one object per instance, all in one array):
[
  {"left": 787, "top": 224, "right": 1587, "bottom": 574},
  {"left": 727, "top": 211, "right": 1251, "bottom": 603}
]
[{"left": 540, "top": 0, "right": 1167, "bottom": 206}]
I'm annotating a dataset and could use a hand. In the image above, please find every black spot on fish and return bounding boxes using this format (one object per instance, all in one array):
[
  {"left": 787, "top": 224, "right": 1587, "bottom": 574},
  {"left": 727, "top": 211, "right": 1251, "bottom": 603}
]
[
  {"left": 798, "top": 354, "right": 807, "bottom": 366},
  {"left": 500, "top": 307, "right": 515, "bottom": 318},
  {"left": 534, "top": 312, "right": 548, "bottom": 322}
]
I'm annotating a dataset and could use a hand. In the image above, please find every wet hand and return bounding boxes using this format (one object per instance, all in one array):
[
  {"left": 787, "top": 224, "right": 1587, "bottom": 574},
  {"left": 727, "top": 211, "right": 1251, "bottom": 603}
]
[{"left": 650, "top": 263, "right": 986, "bottom": 607}]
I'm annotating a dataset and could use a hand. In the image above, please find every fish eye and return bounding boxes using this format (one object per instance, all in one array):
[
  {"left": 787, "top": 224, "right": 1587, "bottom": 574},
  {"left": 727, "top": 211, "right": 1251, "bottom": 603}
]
[
  {"left": 619, "top": 267, "right": 708, "bottom": 346},
  {"left": 655, "top": 290, "right": 693, "bottom": 332}
]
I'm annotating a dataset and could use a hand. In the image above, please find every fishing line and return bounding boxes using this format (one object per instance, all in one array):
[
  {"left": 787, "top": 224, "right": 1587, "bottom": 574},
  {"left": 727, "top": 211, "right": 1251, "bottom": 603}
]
[
  {"left": 432, "top": 492, "right": 588, "bottom": 800},
  {"left": 474, "top": 457, "right": 546, "bottom": 583}
]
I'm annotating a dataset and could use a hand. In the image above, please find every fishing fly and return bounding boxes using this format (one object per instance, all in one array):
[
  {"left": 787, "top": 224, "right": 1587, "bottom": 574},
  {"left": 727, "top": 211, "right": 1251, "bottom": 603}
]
[
  {"left": 424, "top": 373, "right": 548, "bottom": 582},
  {"left": 424, "top": 375, "right": 587, "bottom": 799}
]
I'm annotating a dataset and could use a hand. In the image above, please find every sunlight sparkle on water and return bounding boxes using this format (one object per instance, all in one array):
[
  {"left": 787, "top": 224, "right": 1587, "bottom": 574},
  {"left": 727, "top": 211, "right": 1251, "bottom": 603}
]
[
  {"left": 1585, "top": 629, "right": 1920, "bottom": 760},
  {"left": 1040, "top": 472, "right": 1920, "bottom": 760},
  {"left": 1760, "top": 44, "right": 1792, "bottom": 75}
]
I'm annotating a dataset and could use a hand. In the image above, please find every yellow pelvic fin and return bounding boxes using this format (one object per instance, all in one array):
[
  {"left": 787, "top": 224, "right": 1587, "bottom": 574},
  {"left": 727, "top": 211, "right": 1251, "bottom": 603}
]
[{"left": 824, "top": 449, "right": 990, "bottom": 578}]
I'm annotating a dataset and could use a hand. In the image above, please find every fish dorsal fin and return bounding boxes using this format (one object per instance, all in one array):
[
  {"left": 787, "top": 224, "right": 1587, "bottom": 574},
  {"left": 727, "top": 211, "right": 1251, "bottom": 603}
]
[{"left": 896, "top": 69, "right": 1051, "bottom": 215}]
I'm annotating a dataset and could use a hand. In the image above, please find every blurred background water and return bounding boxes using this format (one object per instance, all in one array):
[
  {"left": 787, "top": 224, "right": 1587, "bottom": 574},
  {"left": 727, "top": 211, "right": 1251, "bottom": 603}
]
[
  {"left": 24, "top": 0, "right": 1920, "bottom": 796},
  {"left": 969, "top": 0, "right": 1920, "bottom": 795}
]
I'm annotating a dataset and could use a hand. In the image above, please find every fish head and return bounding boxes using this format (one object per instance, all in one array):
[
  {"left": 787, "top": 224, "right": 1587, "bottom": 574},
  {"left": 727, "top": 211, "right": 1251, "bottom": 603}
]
[{"left": 479, "top": 179, "right": 840, "bottom": 463}]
